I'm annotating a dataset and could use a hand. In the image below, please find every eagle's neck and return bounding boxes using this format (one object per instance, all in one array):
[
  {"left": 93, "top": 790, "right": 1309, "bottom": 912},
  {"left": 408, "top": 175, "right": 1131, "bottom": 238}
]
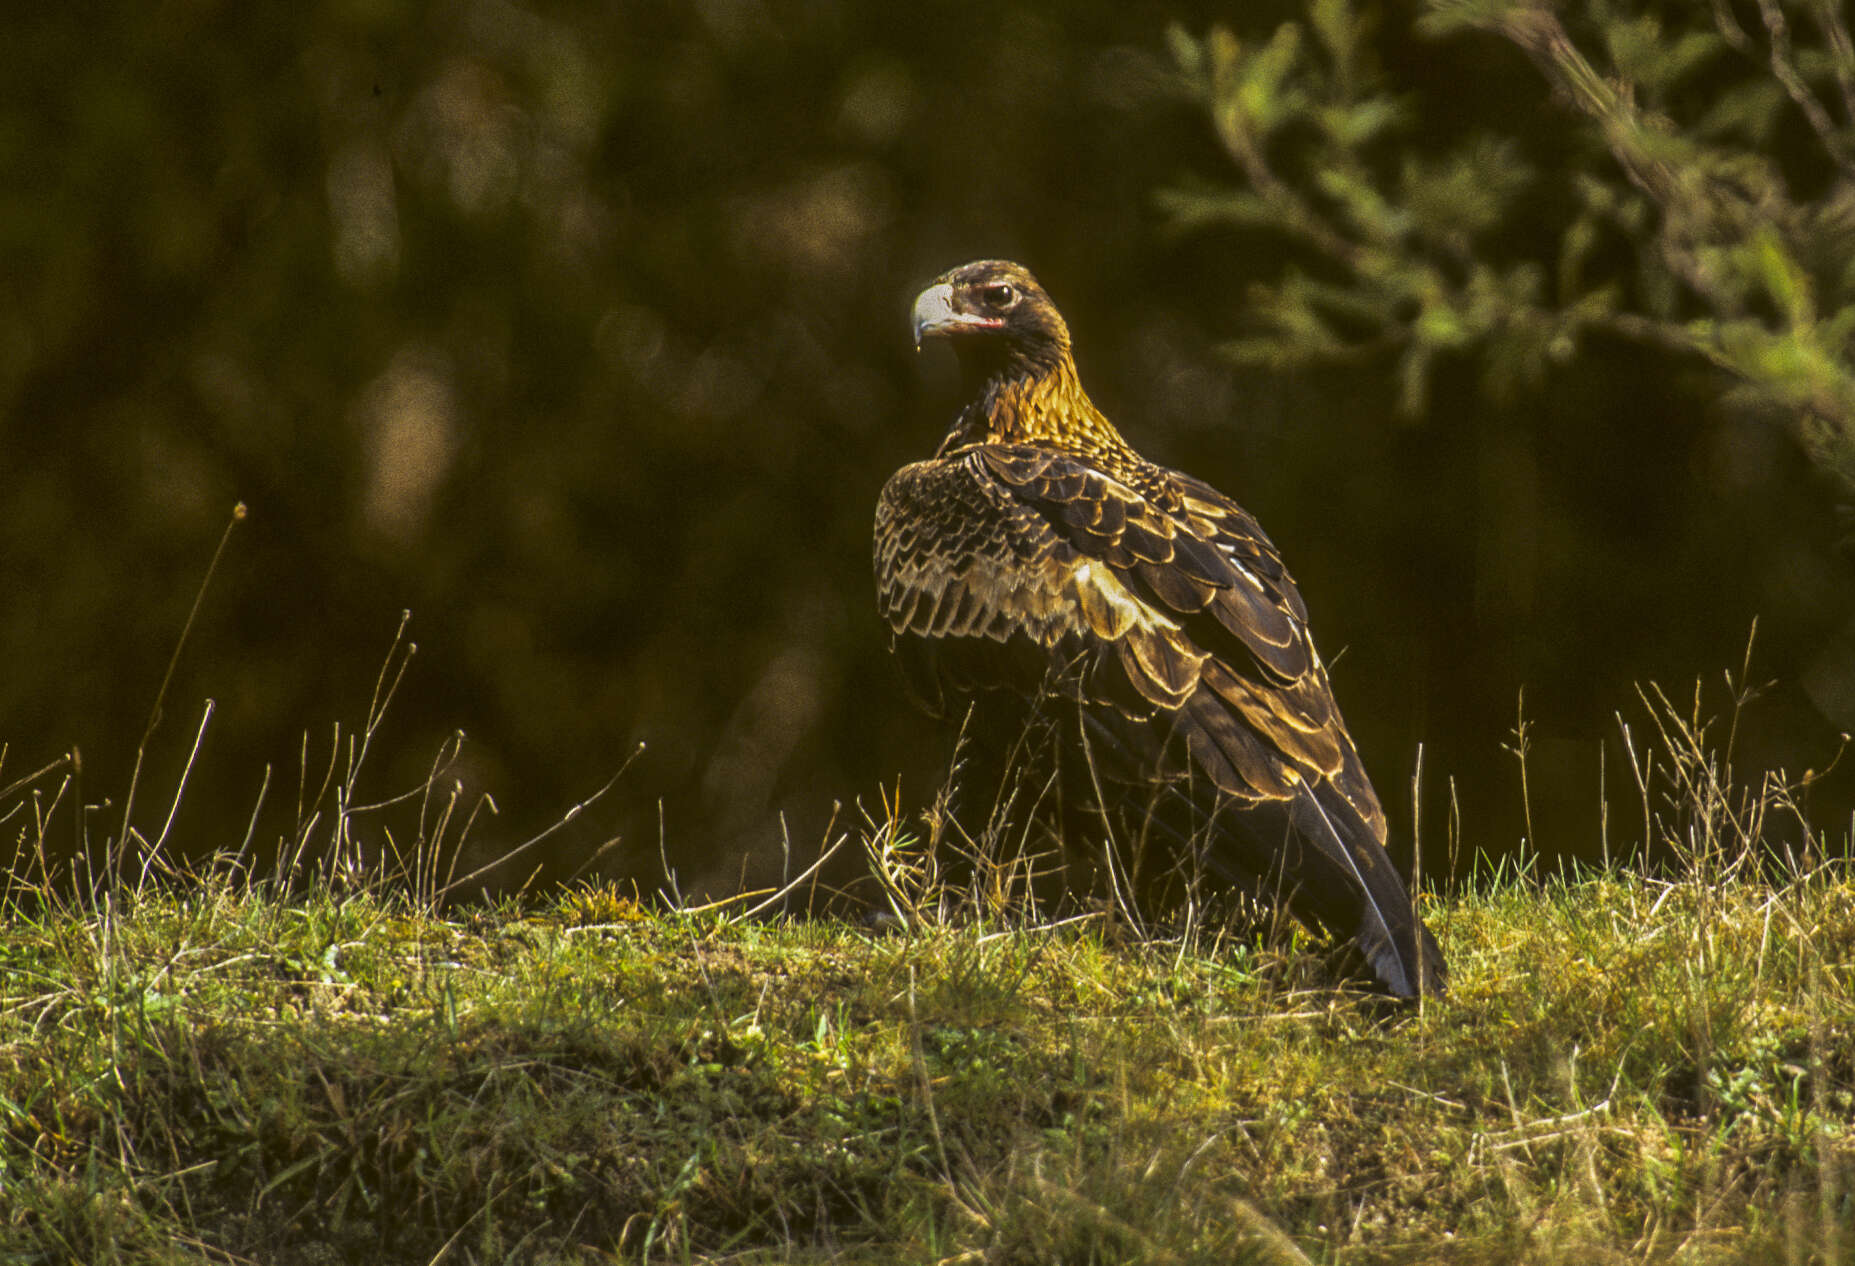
[{"left": 941, "top": 353, "right": 1136, "bottom": 460}]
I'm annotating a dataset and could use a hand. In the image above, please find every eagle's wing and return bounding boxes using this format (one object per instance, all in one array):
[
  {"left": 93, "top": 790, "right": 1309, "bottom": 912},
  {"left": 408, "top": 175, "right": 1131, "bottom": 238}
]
[{"left": 875, "top": 442, "right": 1443, "bottom": 996}]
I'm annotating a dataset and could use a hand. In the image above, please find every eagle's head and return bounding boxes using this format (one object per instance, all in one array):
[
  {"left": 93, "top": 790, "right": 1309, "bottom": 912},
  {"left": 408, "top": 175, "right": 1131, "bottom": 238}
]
[{"left": 911, "top": 260, "right": 1071, "bottom": 383}]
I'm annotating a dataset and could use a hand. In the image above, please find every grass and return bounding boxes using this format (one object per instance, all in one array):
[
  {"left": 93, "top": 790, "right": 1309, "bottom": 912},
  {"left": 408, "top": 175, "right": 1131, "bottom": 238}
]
[
  {"left": 0, "top": 848, "right": 1850, "bottom": 1263},
  {"left": 2, "top": 566, "right": 1851, "bottom": 1262}
]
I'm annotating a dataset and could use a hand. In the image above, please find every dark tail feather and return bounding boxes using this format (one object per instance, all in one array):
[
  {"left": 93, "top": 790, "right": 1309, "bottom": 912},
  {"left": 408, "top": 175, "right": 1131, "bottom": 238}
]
[
  {"left": 1084, "top": 705, "right": 1446, "bottom": 998},
  {"left": 1282, "top": 786, "right": 1445, "bottom": 998},
  {"left": 991, "top": 702, "right": 1447, "bottom": 998}
]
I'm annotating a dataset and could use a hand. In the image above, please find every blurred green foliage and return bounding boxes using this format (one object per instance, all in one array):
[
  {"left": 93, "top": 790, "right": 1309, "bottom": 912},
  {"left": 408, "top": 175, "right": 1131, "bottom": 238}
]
[
  {"left": 1164, "top": 0, "right": 1855, "bottom": 483},
  {"left": 3, "top": 0, "right": 1851, "bottom": 896}
]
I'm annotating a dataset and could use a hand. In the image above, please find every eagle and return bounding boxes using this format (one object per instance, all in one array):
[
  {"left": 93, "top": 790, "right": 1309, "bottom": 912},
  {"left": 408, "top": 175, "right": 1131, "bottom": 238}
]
[{"left": 873, "top": 259, "right": 1446, "bottom": 998}]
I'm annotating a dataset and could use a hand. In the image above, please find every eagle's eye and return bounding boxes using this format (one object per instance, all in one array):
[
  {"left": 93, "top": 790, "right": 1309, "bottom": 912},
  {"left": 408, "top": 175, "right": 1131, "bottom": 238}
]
[{"left": 977, "top": 282, "right": 1016, "bottom": 311}]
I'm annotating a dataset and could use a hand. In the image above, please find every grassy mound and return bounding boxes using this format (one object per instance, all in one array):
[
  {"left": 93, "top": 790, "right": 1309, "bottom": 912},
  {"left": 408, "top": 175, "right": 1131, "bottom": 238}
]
[
  {"left": 4, "top": 631, "right": 1850, "bottom": 1263},
  {"left": 1, "top": 858, "right": 1850, "bottom": 1264}
]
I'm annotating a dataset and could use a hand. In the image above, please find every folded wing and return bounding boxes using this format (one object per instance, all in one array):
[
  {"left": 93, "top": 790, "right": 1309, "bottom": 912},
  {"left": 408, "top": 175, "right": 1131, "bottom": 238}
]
[{"left": 875, "top": 442, "right": 1445, "bottom": 996}]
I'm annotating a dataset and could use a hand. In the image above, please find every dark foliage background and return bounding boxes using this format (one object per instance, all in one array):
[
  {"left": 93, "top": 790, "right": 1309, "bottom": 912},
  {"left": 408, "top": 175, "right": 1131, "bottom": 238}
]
[{"left": 6, "top": 0, "right": 1852, "bottom": 898}]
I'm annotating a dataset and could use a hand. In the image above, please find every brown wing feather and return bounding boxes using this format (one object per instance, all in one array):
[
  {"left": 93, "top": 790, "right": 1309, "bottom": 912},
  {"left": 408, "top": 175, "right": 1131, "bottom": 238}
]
[
  {"left": 878, "top": 443, "right": 1360, "bottom": 801},
  {"left": 877, "top": 440, "right": 1441, "bottom": 996}
]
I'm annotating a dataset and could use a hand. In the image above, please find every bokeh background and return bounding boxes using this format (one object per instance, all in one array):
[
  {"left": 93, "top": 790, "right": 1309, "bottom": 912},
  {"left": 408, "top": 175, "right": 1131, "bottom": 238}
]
[{"left": 6, "top": 0, "right": 1853, "bottom": 899}]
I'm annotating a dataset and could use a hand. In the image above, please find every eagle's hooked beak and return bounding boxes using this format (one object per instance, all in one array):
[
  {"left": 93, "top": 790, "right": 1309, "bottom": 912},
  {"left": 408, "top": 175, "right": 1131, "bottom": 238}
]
[{"left": 911, "top": 282, "right": 1003, "bottom": 349}]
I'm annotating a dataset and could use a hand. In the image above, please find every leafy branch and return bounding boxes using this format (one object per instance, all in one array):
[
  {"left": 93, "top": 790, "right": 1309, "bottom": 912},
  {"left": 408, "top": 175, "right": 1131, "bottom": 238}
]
[{"left": 1165, "top": 0, "right": 1855, "bottom": 493}]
